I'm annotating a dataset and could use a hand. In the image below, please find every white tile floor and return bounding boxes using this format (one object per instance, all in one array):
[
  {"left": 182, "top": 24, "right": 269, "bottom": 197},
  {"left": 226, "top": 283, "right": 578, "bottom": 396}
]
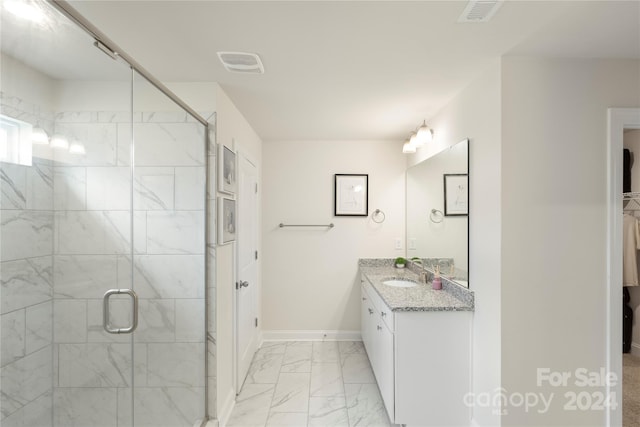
[{"left": 226, "top": 341, "right": 395, "bottom": 427}]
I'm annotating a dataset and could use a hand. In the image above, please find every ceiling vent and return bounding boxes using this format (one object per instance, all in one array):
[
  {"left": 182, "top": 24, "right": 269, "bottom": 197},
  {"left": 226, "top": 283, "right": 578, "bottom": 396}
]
[
  {"left": 457, "top": 1, "right": 503, "bottom": 23},
  {"left": 217, "top": 52, "right": 264, "bottom": 74}
]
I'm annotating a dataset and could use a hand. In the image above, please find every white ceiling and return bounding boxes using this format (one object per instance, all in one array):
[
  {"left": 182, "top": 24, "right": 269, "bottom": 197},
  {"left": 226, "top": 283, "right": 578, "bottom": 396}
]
[{"left": 7, "top": 1, "right": 640, "bottom": 141}]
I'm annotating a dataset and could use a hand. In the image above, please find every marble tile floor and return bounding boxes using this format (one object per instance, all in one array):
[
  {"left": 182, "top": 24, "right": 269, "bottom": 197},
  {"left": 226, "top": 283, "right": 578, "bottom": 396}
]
[{"left": 226, "top": 341, "right": 396, "bottom": 427}]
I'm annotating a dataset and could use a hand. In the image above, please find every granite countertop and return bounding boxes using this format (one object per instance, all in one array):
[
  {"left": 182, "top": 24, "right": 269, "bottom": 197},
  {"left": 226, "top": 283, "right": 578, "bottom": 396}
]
[{"left": 359, "top": 259, "right": 474, "bottom": 312}]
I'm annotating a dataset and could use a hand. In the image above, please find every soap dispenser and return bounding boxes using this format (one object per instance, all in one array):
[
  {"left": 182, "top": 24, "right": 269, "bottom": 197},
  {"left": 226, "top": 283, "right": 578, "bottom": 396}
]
[{"left": 432, "top": 266, "right": 442, "bottom": 290}]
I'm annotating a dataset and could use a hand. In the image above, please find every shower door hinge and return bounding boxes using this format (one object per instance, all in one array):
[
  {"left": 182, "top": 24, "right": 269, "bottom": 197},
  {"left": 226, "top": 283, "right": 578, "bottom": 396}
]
[{"left": 255, "top": 318, "right": 258, "bottom": 328}]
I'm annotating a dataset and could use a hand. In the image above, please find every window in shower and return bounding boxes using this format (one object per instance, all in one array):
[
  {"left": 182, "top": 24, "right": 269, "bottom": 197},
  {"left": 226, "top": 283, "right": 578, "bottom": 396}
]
[{"left": 0, "top": 114, "right": 33, "bottom": 166}]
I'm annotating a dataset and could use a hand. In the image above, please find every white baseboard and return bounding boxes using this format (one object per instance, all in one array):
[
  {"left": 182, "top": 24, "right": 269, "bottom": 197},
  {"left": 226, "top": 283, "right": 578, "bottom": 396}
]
[
  {"left": 631, "top": 342, "right": 640, "bottom": 357},
  {"left": 261, "top": 330, "right": 361, "bottom": 342},
  {"left": 217, "top": 389, "right": 235, "bottom": 427}
]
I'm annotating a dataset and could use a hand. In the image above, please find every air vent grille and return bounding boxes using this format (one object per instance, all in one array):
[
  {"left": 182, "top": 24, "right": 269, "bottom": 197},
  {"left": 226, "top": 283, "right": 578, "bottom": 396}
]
[
  {"left": 217, "top": 52, "right": 264, "bottom": 74},
  {"left": 458, "top": 1, "right": 503, "bottom": 23}
]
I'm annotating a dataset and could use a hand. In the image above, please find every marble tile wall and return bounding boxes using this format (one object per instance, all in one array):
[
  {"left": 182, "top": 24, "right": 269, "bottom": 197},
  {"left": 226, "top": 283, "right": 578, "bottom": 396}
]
[
  {"left": 2, "top": 92, "right": 214, "bottom": 426},
  {"left": 51, "top": 110, "right": 208, "bottom": 427},
  {"left": 1, "top": 94, "right": 55, "bottom": 427}
]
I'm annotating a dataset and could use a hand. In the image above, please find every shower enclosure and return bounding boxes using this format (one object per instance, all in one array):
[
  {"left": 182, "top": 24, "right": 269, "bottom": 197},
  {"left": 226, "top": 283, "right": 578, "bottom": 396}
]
[{"left": 1, "top": 1, "right": 212, "bottom": 426}]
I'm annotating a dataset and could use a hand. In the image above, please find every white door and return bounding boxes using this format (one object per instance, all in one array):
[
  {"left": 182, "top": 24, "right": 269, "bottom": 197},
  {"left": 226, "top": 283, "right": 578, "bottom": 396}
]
[{"left": 236, "top": 153, "right": 259, "bottom": 391}]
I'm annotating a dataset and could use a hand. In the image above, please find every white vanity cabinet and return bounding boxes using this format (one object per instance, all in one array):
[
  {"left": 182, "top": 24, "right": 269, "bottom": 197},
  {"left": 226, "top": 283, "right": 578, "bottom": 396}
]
[
  {"left": 360, "top": 274, "right": 472, "bottom": 426},
  {"left": 361, "top": 282, "right": 395, "bottom": 418}
]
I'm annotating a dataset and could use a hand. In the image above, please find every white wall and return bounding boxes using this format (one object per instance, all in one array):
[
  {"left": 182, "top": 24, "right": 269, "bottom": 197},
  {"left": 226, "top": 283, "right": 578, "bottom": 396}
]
[
  {"left": 501, "top": 57, "right": 640, "bottom": 426},
  {"left": 214, "top": 85, "right": 263, "bottom": 423},
  {"left": 623, "top": 128, "right": 640, "bottom": 355},
  {"left": 262, "top": 140, "right": 406, "bottom": 335},
  {"left": 408, "top": 60, "right": 502, "bottom": 427}
]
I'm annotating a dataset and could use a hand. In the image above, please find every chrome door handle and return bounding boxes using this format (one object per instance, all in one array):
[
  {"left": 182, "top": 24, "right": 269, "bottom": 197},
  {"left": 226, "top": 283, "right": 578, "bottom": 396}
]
[
  {"left": 239, "top": 281, "right": 249, "bottom": 288},
  {"left": 103, "top": 289, "right": 138, "bottom": 334}
]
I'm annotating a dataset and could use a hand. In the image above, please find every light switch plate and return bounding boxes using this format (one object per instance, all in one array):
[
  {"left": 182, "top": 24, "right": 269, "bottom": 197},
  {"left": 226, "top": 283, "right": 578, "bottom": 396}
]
[{"left": 395, "top": 238, "right": 402, "bottom": 250}]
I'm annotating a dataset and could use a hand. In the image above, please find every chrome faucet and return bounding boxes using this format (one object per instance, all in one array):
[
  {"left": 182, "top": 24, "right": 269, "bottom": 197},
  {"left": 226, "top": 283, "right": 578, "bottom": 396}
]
[{"left": 420, "top": 270, "right": 429, "bottom": 283}]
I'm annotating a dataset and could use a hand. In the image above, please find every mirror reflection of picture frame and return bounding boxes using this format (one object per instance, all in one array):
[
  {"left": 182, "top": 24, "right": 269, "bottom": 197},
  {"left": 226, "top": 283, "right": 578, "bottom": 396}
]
[
  {"left": 218, "top": 197, "right": 236, "bottom": 244},
  {"left": 443, "top": 173, "right": 468, "bottom": 216},
  {"left": 334, "top": 174, "right": 368, "bottom": 216},
  {"left": 219, "top": 144, "right": 237, "bottom": 195}
]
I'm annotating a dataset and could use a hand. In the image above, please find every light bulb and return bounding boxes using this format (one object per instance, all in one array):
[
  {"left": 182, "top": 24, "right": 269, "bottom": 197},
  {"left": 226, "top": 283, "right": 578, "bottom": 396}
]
[
  {"left": 402, "top": 141, "right": 416, "bottom": 154},
  {"left": 31, "top": 127, "right": 49, "bottom": 145},
  {"left": 409, "top": 133, "right": 418, "bottom": 147},
  {"left": 416, "top": 122, "right": 433, "bottom": 146},
  {"left": 50, "top": 134, "right": 69, "bottom": 150}
]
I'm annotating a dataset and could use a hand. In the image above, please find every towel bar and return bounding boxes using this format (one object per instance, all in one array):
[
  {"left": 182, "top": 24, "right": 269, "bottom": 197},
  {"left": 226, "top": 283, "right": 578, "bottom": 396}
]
[{"left": 279, "top": 223, "right": 334, "bottom": 228}]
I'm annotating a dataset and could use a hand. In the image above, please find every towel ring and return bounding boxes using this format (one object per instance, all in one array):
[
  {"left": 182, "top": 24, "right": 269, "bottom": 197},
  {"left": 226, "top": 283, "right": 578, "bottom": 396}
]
[
  {"left": 430, "top": 209, "right": 444, "bottom": 223},
  {"left": 372, "top": 209, "right": 386, "bottom": 223}
]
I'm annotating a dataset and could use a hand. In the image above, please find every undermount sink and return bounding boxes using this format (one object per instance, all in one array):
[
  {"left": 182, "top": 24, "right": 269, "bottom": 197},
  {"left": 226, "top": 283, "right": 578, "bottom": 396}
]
[{"left": 383, "top": 279, "right": 418, "bottom": 288}]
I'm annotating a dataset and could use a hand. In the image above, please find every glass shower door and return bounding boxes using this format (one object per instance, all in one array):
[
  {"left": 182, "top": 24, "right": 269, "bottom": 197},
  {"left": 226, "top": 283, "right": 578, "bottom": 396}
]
[
  {"left": 48, "top": 72, "right": 137, "bottom": 426},
  {"left": 0, "top": 2, "right": 137, "bottom": 425},
  {"left": 1, "top": 2, "right": 207, "bottom": 426},
  {"left": 129, "top": 72, "right": 207, "bottom": 426}
]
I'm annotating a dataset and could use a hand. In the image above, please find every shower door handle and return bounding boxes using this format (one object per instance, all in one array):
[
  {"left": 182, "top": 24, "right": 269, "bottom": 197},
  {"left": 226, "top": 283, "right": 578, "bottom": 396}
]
[{"left": 103, "top": 289, "right": 139, "bottom": 334}]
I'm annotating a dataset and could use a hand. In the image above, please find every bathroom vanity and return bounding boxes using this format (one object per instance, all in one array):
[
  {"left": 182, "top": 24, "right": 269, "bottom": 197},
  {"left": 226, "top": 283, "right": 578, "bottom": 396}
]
[{"left": 359, "top": 259, "right": 474, "bottom": 426}]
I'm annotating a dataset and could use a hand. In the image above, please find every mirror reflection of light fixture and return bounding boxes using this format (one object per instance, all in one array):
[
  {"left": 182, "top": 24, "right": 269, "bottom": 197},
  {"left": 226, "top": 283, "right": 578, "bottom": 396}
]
[
  {"left": 50, "top": 134, "right": 69, "bottom": 149},
  {"left": 69, "top": 141, "right": 86, "bottom": 155},
  {"left": 31, "top": 127, "right": 49, "bottom": 145}
]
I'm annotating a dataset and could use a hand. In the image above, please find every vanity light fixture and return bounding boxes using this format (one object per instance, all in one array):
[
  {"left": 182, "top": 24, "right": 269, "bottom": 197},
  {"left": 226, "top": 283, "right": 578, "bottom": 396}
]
[
  {"left": 415, "top": 121, "right": 433, "bottom": 146},
  {"left": 31, "top": 127, "right": 49, "bottom": 145},
  {"left": 50, "top": 134, "right": 69, "bottom": 150},
  {"left": 402, "top": 135, "right": 416, "bottom": 153},
  {"left": 402, "top": 120, "right": 434, "bottom": 153},
  {"left": 409, "top": 132, "right": 418, "bottom": 147}
]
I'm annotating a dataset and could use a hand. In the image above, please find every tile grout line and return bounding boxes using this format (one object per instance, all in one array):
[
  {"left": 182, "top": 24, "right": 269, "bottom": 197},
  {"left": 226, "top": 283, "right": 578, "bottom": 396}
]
[
  {"left": 307, "top": 341, "right": 313, "bottom": 427},
  {"left": 263, "top": 342, "right": 285, "bottom": 427},
  {"left": 338, "top": 342, "right": 351, "bottom": 427}
]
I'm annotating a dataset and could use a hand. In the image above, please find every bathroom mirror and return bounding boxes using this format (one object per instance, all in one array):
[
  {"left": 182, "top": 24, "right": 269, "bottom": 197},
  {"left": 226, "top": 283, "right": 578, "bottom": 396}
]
[{"left": 406, "top": 139, "right": 469, "bottom": 287}]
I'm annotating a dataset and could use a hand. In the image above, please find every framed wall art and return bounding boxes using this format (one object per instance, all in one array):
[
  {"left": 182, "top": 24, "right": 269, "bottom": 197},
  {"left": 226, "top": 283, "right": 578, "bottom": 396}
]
[
  {"left": 219, "top": 143, "right": 237, "bottom": 195},
  {"left": 443, "top": 173, "right": 468, "bottom": 216},
  {"left": 334, "top": 174, "right": 368, "bottom": 216},
  {"left": 218, "top": 196, "right": 236, "bottom": 244}
]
